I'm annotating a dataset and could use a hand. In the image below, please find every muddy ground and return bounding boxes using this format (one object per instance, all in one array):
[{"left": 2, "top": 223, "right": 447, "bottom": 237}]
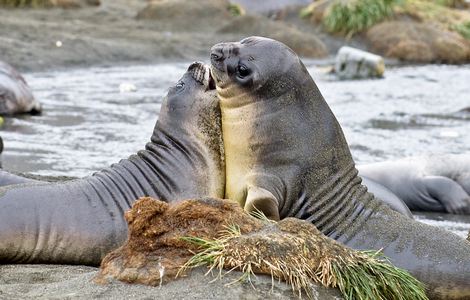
[{"left": 0, "top": 0, "right": 332, "bottom": 72}]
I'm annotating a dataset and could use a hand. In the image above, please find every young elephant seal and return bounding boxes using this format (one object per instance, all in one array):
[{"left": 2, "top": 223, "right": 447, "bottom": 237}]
[
  {"left": 0, "top": 62, "right": 224, "bottom": 265},
  {"left": 210, "top": 36, "right": 470, "bottom": 299},
  {"left": 0, "top": 61, "right": 41, "bottom": 115},
  {"left": 359, "top": 154, "right": 470, "bottom": 214}
]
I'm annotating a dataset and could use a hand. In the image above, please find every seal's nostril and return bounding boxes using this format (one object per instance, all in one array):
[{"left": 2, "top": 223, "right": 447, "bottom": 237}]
[{"left": 211, "top": 53, "right": 221, "bottom": 61}]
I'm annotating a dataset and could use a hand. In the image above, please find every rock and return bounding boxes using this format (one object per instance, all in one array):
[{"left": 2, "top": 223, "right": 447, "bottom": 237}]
[
  {"left": 367, "top": 20, "right": 470, "bottom": 63},
  {"left": 334, "top": 46, "right": 385, "bottom": 79},
  {"left": 136, "top": 0, "right": 233, "bottom": 31},
  {"left": 49, "top": 0, "right": 100, "bottom": 8},
  {"left": 217, "top": 15, "right": 328, "bottom": 57}
]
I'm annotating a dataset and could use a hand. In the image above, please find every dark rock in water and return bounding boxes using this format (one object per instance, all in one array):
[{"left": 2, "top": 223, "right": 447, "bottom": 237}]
[
  {"left": 367, "top": 20, "right": 470, "bottom": 63},
  {"left": 49, "top": 0, "right": 100, "bottom": 8},
  {"left": 217, "top": 15, "right": 328, "bottom": 57},
  {"left": 0, "top": 61, "right": 41, "bottom": 115}
]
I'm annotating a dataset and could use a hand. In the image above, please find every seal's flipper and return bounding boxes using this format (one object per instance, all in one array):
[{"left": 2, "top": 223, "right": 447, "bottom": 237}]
[
  {"left": 424, "top": 176, "right": 470, "bottom": 214},
  {"left": 245, "top": 186, "right": 280, "bottom": 221}
]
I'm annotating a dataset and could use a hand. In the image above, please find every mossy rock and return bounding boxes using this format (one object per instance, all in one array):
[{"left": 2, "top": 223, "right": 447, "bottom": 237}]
[
  {"left": 367, "top": 20, "right": 470, "bottom": 63},
  {"left": 98, "top": 197, "right": 427, "bottom": 300},
  {"left": 217, "top": 15, "right": 328, "bottom": 58}
]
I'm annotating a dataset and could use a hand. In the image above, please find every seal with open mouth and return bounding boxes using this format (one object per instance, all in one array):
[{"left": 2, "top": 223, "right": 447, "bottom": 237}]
[{"left": 0, "top": 62, "right": 224, "bottom": 265}]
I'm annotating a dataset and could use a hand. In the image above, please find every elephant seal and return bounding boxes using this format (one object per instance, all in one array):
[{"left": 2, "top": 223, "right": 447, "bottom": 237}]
[
  {"left": 358, "top": 155, "right": 470, "bottom": 214},
  {"left": 0, "top": 62, "right": 224, "bottom": 266},
  {"left": 0, "top": 61, "right": 41, "bottom": 115},
  {"left": 210, "top": 36, "right": 470, "bottom": 298},
  {"left": 360, "top": 176, "right": 412, "bottom": 218}
]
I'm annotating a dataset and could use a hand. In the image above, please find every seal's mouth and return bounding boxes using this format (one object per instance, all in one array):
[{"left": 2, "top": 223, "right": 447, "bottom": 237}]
[{"left": 187, "top": 62, "right": 216, "bottom": 91}]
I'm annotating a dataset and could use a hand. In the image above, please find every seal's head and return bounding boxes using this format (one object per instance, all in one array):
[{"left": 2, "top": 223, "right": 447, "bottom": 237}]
[
  {"left": 210, "top": 36, "right": 310, "bottom": 105},
  {"left": 157, "top": 62, "right": 218, "bottom": 131}
]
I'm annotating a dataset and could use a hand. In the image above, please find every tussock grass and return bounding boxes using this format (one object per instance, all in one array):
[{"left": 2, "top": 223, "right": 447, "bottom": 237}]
[
  {"left": 452, "top": 22, "right": 470, "bottom": 39},
  {"left": 0, "top": 0, "right": 50, "bottom": 7},
  {"left": 228, "top": 3, "right": 245, "bottom": 17},
  {"left": 324, "top": 0, "right": 401, "bottom": 37},
  {"left": 180, "top": 219, "right": 428, "bottom": 300}
]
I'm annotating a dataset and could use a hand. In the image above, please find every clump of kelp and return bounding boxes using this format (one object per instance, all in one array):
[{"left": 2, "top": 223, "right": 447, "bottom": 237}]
[
  {"left": 98, "top": 197, "right": 427, "bottom": 300},
  {"left": 301, "top": 0, "right": 470, "bottom": 39}
]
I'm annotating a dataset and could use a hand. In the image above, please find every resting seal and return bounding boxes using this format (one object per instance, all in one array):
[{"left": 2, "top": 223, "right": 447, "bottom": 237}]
[
  {"left": 210, "top": 36, "right": 470, "bottom": 298},
  {"left": 0, "top": 61, "right": 41, "bottom": 115},
  {"left": 359, "top": 155, "right": 470, "bottom": 214},
  {"left": 360, "top": 176, "right": 412, "bottom": 217},
  {"left": 0, "top": 62, "right": 224, "bottom": 265}
]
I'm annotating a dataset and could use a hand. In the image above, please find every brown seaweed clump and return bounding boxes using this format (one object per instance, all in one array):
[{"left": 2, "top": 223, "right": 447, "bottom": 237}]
[{"left": 97, "top": 197, "right": 427, "bottom": 300}]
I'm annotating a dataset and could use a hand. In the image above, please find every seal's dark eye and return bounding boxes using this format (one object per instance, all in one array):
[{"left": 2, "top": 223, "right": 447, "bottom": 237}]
[
  {"left": 175, "top": 81, "right": 185, "bottom": 90},
  {"left": 237, "top": 64, "right": 251, "bottom": 78}
]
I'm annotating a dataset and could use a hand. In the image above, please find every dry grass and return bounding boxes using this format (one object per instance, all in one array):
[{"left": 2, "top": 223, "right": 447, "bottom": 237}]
[{"left": 181, "top": 218, "right": 428, "bottom": 300}]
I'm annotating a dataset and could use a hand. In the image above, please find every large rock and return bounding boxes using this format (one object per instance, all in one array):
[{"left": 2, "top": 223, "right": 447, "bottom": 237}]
[
  {"left": 334, "top": 46, "right": 385, "bottom": 79},
  {"left": 367, "top": 20, "right": 470, "bottom": 63},
  {"left": 217, "top": 15, "right": 328, "bottom": 57}
]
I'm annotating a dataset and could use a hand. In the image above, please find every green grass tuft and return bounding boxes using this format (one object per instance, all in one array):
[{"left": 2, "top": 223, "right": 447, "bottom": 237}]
[
  {"left": 228, "top": 3, "right": 245, "bottom": 17},
  {"left": 452, "top": 22, "right": 470, "bottom": 39},
  {"left": 324, "top": 0, "right": 401, "bottom": 36},
  {"left": 332, "top": 250, "right": 428, "bottom": 300}
]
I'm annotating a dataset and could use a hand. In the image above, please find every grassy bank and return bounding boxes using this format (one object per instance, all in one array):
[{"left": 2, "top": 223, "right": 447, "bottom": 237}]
[{"left": 302, "top": 0, "right": 470, "bottom": 39}]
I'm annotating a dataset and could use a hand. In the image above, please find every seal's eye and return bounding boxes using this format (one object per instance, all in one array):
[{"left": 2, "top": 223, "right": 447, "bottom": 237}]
[
  {"left": 237, "top": 64, "right": 251, "bottom": 78},
  {"left": 175, "top": 81, "right": 185, "bottom": 91}
]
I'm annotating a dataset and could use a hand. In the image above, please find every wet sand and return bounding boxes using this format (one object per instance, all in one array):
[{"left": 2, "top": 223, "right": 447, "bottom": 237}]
[{"left": 0, "top": 265, "right": 342, "bottom": 299}]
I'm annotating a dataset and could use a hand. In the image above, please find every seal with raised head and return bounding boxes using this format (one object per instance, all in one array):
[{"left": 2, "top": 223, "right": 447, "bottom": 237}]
[
  {"left": 0, "top": 62, "right": 224, "bottom": 266},
  {"left": 0, "top": 61, "right": 41, "bottom": 115},
  {"left": 358, "top": 154, "right": 470, "bottom": 214},
  {"left": 210, "top": 36, "right": 470, "bottom": 298}
]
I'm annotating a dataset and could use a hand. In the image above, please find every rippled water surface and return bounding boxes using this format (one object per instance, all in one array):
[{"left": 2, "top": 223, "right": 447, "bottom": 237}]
[{"left": 1, "top": 63, "right": 469, "bottom": 236}]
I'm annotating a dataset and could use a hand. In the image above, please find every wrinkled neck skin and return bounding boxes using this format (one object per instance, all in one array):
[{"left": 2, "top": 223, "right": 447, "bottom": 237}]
[
  {"left": 143, "top": 99, "right": 225, "bottom": 200},
  {"left": 220, "top": 76, "right": 377, "bottom": 241},
  {"left": 0, "top": 100, "right": 224, "bottom": 265}
]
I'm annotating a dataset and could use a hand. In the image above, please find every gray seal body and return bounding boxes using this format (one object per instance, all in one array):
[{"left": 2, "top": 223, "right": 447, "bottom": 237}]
[
  {"left": 0, "top": 61, "right": 41, "bottom": 115},
  {"left": 0, "top": 62, "right": 224, "bottom": 266},
  {"left": 210, "top": 36, "right": 470, "bottom": 299},
  {"left": 359, "top": 155, "right": 470, "bottom": 214}
]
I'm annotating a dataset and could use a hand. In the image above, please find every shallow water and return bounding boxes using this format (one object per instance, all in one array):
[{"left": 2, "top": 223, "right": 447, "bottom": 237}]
[{"left": 1, "top": 62, "right": 469, "bottom": 236}]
